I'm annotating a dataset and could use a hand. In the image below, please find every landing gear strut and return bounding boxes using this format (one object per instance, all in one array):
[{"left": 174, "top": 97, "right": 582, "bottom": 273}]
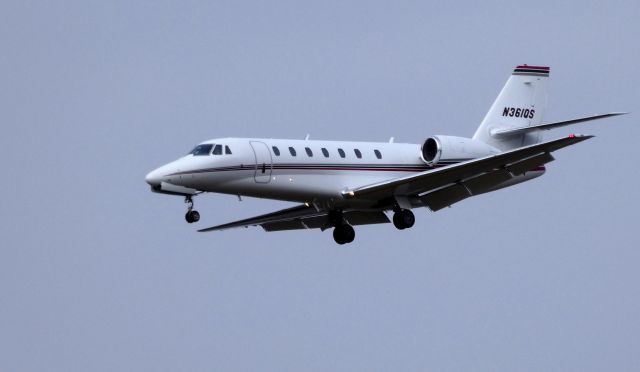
[
  {"left": 393, "top": 209, "right": 415, "bottom": 230},
  {"left": 184, "top": 195, "right": 200, "bottom": 223}
]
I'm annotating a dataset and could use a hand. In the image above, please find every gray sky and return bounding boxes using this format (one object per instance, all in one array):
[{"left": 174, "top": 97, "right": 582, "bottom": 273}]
[{"left": 1, "top": 1, "right": 639, "bottom": 371}]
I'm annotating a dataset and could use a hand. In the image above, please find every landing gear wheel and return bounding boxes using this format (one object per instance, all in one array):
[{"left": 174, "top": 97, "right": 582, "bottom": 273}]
[
  {"left": 393, "top": 209, "right": 415, "bottom": 230},
  {"left": 333, "top": 224, "right": 355, "bottom": 245},
  {"left": 185, "top": 210, "right": 200, "bottom": 223},
  {"left": 184, "top": 196, "right": 200, "bottom": 223},
  {"left": 401, "top": 209, "right": 415, "bottom": 228}
]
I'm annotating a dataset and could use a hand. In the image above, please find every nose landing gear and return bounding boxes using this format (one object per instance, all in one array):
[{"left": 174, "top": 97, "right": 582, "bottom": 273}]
[{"left": 184, "top": 196, "right": 200, "bottom": 223}]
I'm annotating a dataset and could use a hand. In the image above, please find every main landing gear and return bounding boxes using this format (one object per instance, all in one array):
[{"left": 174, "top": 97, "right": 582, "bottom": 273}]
[
  {"left": 329, "top": 210, "right": 355, "bottom": 245},
  {"left": 184, "top": 195, "right": 200, "bottom": 223},
  {"left": 392, "top": 208, "right": 415, "bottom": 230},
  {"left": 333, "top": 224, "right": 355, "bottom": 245},
  {"left": 329, "top": 208, "right": 415, "bottom": 245}
]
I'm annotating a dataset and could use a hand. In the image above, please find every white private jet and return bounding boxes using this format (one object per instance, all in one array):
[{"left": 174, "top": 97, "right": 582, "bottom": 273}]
[{"left": 146, "top": 65, "right": 625, "bottom": 244}]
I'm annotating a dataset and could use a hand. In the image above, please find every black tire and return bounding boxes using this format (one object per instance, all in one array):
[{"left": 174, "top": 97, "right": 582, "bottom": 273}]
[
  {"left": 342, "top": 224, "right": 355, "bottom": 243},
  {"left": 393, "top": 209, "right": 415, "bottom": 230},
  {"left": 401, "top": 209, "right": 415, "bottom": 229},
  {"left": 393, "top": 212, "right": 406, "bottom": 230},
  {"left": 333, "top": 224, "right": 355, "bottom": 244},
  {"left": 185, "top": 210, "right": 200, "bottom": 224},
  {"left": 333, "top": 227, "right": 346, "bottom": 244}
]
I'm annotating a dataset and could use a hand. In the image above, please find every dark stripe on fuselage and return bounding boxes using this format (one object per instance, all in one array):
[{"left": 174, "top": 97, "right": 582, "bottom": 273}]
[
  {"left": 167, "top": 162, "right": 547, "bottom": 177},
  {"left": 167, "top": 163, "right": 437, "bottom": 176}
]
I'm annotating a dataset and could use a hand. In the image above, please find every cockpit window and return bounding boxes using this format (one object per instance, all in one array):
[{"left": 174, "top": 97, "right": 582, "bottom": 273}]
[
  {"left": 190, "top": 144, "right": 213, "bottom": 156},
  {"left": 225, "top": 145, "right": 232, "bottom": 155},
  {"left": 212, "top": 144, "right": 223, "bottom": 155}
]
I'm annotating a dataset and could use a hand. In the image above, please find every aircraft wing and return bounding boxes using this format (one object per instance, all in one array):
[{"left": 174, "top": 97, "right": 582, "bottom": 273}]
[
  {"left": 198, "top": 204, "right": 389, "bottom": 232},
  {"left": 343, "top": 135, "right": 593, "bottom": 209}
]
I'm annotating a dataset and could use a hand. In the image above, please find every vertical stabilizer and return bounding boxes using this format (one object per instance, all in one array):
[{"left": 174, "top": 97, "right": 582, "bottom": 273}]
[{"left": 473, "top": 65, "right": 549, "bottom": 151}]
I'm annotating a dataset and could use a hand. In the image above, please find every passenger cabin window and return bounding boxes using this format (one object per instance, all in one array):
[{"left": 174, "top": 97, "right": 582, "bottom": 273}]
[
  {"left": 272, "top": 146, "right": 280, "bottom": 156},
  {"left": 321, "top": 148, "right": 329, "bottom": 158},
  {"left": 374, "top": 149, "right": 382, "bottom": 159},
  {"left": 225, "top": 145, "right": 232, "bottom": 155},
  {"left": 354, "top": 149, "right": 362, "bottom": 159},
  {"left": 190, "top": 144, "right": 213, "bottom": 156},
  {"left": 305, "top": 147, "right": 313, "bottom": 157},
  {"left": 289, "top": 147, "right": 297, "bottom": 156},
  {"left": 212, "top": 144, "right": 223, "bottom": 155},
  {"left": 338, "top": 148, "right": 346, "bottom": 158}
]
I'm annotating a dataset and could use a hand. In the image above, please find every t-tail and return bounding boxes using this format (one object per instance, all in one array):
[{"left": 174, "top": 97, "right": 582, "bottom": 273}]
[
  {"left": 473, "top": 65, "right": 550, "bottom": 151},
  {"left": 472, "top": 65, "right": 626, "bottom": 152}
]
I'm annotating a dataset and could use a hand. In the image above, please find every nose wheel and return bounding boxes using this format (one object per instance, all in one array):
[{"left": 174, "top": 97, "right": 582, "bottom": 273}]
[
  {"left": 185, "top": 210, "right": 200, "bottom": 223},
  {"left": 393, "top": 209, "right": 415, "bottom": 230},
  {"left": 184, "top": 196, "right": 200, "bottom": 223}
]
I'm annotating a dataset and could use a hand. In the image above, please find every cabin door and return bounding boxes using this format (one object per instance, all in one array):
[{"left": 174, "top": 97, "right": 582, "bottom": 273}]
[{"left": 250, "top": 141, "right": 273, "bottom": 183}]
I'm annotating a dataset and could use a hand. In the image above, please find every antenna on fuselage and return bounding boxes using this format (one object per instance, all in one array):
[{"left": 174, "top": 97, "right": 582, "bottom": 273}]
[
  {"left": 305, "top": 134, "right": 310, "bottom": 140},
  {"left": 389, "top": 137, "right": 395, "bottom": 143}
]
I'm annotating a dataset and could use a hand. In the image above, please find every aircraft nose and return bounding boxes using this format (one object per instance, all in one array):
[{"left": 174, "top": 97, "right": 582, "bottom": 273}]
[{"left": 145, "top": 168, "right": 163, "bottom": 186}]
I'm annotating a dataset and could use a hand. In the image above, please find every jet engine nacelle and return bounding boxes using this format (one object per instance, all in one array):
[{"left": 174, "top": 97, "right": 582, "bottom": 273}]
[{"left": 421, "top": 135, "right": 499, "bottom": 165}]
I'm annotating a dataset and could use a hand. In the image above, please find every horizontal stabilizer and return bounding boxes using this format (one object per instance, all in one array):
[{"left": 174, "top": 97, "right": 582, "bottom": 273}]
[{"left": 491, "top": 112, "right": 627, "bottom": 138}]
